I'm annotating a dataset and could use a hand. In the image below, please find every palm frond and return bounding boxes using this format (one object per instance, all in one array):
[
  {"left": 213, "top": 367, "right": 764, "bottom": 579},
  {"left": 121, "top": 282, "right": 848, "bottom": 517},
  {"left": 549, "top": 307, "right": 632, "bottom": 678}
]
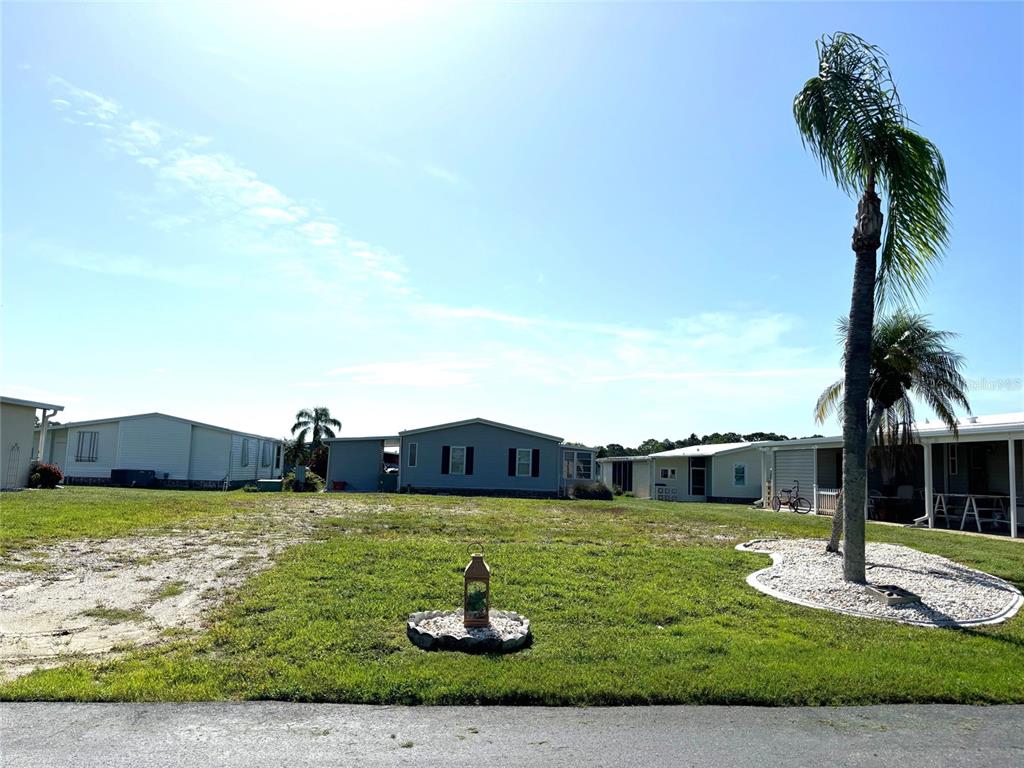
[
  {"left": 815, "top": 379, "right": 845, "bottom": 424},
  {"left": 794, "top": 32, "right": 950, "bottom": 303},
  {"left": 876, "top": 125, "right": 950, "bottom": 305}
]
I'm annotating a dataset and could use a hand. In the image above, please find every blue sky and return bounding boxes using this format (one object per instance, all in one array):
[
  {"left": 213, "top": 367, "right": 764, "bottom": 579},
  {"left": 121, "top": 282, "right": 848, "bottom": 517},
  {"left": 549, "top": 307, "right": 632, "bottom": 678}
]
[{"left": 3, "top": 2, "right": 1022, "bottom": 445}]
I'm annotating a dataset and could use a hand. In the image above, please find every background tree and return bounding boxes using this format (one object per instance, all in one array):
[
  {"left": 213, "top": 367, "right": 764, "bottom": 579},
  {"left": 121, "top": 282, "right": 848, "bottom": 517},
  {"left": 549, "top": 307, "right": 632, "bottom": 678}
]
[
  {"left": 291, "top": 407, "right": 342, "bottom": 457},
  {"left": 815, "top": 311, "right": 969, "bottom": 552},
  {"left": 794, "top": 32, "right": 950, "bottom": 582}
]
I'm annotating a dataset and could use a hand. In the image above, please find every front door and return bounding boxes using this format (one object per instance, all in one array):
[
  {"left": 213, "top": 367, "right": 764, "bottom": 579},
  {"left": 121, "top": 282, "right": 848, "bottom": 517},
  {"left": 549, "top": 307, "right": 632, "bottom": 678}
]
[
  {"left": 50, "top": 434, "right": 67, "bottom": 469},
  {"left": 690, "top": 457, "right": 706, "bottom": 496}
]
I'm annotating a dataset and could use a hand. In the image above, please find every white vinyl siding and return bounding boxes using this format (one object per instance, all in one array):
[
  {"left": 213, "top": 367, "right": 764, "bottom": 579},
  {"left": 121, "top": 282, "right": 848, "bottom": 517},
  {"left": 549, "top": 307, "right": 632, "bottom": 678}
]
[
  {"left": 116, "top": 415, "right": 191, "bottom": 479},
  {"left": 188, "top": 426, "right": 231, "bottom": 482},
  {"left": 1, "top": 402, "right": 38, "bottom": 489},
  {"left": 64, "top": 422, "right": 119, "bottom": 478}
]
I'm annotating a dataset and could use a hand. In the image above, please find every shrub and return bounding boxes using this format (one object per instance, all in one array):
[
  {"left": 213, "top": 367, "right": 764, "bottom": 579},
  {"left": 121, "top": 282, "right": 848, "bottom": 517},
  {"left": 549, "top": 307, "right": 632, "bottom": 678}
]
[
  {"left": 240, "top": 484, "right": 260, "bottom": 493},
  {"left": 308, "top": 445, "right": 329, "bottom": 478},
  {"left": 28, "top": 463, "right": 63, "bottom": 489},
  {"left": 282, "top": 469, "right": 324, "bottom": 493},
  {"left": 570, "top": 481, "right": 613, "bottom": 501},
  {"left": 612, "top": 484, "right": 624, "bottom": 496}
]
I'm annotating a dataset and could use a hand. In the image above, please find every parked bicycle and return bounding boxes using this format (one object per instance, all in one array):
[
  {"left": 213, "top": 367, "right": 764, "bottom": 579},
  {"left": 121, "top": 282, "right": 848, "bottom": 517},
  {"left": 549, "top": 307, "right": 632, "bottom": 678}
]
[{"left": 771, "top": 480, "right": 812, "bottom": 514}]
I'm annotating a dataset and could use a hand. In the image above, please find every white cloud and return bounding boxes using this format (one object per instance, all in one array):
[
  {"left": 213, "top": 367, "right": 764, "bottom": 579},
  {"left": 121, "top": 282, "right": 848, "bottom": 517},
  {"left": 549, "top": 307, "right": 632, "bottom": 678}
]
[
  {"left": 423, "top": 162, "right": 465, "bottom": 187},
  {"left": 46, "top": 76, "right": 409, "bottom": 291}
]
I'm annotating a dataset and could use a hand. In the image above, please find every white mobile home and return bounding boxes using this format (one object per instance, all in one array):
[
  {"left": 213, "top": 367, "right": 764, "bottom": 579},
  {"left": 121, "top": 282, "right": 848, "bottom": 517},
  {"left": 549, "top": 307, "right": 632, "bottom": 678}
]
[
  {"left": 599, "top": 442, "right": 765, "bottom": 503},
  {"left": 759, "top": 412, "right": 1023, "bottom": 538},
  {"left": 34, "top": 412, "right": 283, "bottom": 489},
  {"left": 1, "top": 395, "right": 64, "bottom": 489}
]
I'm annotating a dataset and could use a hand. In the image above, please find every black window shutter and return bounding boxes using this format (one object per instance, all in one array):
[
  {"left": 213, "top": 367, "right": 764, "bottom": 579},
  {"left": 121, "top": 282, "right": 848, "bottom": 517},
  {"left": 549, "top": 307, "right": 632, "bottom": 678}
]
[
  {"left": 465, "top": 447, "right": 474, "bottom": 475},
  {"left": 531, "top": 448, "right": 540, "bottom": 477},
  {"left": 441, "top": 445, "right": 450, "bottom": 474},
  {"left": 508, "top": 448, "right": 516, "bottom": 476}
]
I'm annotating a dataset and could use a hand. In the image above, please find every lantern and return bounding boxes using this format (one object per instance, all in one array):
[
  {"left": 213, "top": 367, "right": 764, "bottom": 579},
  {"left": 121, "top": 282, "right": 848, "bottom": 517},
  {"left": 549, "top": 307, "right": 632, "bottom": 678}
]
[{"left": 463, "top": 553, "right": 491, "bottom": 627}]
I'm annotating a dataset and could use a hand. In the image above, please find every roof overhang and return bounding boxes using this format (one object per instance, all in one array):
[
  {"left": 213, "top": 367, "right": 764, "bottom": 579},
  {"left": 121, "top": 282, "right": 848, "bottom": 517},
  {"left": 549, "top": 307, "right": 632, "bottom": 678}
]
[
  {"left": 1, "top": 396, "right": 64, "bottom": 412},
  {"left": 324, "top": 436, "right": 399, "bottom": 443},
  {"left": 32, "top": 411, "right": 280, "bottom": 442},
  {"left": 399, "top": 417, "right": 563, "bottom": 442}
]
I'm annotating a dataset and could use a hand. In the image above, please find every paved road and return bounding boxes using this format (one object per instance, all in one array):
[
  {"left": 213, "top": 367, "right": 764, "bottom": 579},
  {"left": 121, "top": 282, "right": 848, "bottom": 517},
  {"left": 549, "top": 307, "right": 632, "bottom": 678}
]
[{"left": 2, "top": 703, "right": 1022, "bottom": 767}]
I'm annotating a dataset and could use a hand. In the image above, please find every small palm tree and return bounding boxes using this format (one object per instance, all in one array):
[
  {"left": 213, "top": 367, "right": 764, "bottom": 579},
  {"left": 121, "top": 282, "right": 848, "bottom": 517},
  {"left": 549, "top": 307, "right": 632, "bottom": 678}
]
[
  {"left": 291, "top": 407, "right": 342, "bottom": 454},
  {"left": 794, "top": 32, "right": 950, "bottom": 583},
  {"left": 815, "top": 312, "right": 970, "bottom": 551}
]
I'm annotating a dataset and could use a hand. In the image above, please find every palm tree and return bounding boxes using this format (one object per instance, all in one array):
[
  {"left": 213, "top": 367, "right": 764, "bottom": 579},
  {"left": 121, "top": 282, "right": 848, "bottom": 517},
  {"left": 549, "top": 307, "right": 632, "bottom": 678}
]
[
  {"left": 815, "top": 312, "right": 969, "bottom": 552},
  {"left": 794, "top": 32, "right": 950, "bottom": 583},
  {"left": 291, "top": 407, "right": 342, "bottom": 454}
]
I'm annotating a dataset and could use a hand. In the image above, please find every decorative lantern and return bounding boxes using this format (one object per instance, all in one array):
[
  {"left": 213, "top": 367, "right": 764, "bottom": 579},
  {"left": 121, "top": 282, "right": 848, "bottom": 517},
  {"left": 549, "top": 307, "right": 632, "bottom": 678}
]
[{"left": 463, "top": 553, "right": 491, "bottom": 627}]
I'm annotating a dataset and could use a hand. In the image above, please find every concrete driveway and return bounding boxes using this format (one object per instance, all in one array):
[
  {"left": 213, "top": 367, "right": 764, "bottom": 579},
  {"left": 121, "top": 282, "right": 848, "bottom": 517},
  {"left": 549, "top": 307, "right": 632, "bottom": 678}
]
[{"left": 3, "top": 703, "right": 1022, "bottom": 767}]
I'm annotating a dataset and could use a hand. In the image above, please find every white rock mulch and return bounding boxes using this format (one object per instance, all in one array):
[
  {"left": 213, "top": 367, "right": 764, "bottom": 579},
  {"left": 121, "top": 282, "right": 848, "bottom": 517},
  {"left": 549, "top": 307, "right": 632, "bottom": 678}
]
[
  {"left": 416, "top": 611, "right": 525, "bottom": 642},
  {"left": 737, "top": 538, "right": 1023, "bottom": 627}
]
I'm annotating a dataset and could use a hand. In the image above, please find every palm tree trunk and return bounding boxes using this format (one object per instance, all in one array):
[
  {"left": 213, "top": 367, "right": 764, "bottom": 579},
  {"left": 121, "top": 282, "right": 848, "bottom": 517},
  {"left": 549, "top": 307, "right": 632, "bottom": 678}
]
[
  {"left": 841, "top": 178, "right": 883, "bottom": 584},
  {"left": 826, "top": 402, "right": 883, "bottom": 553}
]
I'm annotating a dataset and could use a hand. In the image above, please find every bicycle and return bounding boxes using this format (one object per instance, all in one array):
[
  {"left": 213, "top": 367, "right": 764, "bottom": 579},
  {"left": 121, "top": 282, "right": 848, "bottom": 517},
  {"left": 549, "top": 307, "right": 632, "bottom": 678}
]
[{"left": 771, "top": 480, "right": 812, "bottom": 514}]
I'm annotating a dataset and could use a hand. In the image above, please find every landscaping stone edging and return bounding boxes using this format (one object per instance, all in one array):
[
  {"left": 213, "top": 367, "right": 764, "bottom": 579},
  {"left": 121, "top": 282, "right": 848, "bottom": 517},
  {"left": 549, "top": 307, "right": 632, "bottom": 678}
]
[
  {"left": 407, "top": 609, "right": 531, "bottom": 653},
  {"left": 737, "top": 539, "right": 1024, "bottom": 628}
]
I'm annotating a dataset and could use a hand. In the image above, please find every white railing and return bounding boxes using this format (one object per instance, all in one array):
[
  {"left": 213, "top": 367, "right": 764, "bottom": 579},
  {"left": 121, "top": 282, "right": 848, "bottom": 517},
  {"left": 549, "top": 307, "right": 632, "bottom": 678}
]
[{"left": 815, "top": 487, "right": 841, "bottom": 516}]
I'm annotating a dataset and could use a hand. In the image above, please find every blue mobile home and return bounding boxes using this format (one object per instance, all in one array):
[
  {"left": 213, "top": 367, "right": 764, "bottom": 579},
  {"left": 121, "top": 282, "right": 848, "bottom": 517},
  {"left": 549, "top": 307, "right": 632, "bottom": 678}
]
[{"left": 324, "top": 418, "right": 596, "bottom": 498}]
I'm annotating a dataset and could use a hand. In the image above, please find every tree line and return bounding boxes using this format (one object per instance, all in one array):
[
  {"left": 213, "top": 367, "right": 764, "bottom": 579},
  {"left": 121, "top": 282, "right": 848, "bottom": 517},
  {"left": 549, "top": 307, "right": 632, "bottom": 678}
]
[{"left": 594, "top": 431, "right": 821, "bottom": 459}]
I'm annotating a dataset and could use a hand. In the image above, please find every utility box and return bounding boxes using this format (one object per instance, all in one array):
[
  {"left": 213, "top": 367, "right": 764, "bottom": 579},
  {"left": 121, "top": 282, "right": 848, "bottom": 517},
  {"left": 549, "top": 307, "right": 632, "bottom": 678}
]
[{"left": 257, "top": 479, "right": 283, "bottom": 492}]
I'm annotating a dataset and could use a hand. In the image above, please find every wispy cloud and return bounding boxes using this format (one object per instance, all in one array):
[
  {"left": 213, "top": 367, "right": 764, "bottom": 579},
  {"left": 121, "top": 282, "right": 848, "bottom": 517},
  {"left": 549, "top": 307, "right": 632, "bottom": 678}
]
[
  {"left": 45, "top": 76, "right": 408, "bottom": 292},
  {"left": 423, "top": 162, "right": 466, "bottom": 187}
]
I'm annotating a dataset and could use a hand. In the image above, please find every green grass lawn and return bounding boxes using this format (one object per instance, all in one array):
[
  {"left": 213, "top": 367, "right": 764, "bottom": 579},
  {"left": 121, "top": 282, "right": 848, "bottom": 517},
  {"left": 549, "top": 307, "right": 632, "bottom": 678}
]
[{"left": 2, "top": 487, "right": 1022, "bottom": 704}]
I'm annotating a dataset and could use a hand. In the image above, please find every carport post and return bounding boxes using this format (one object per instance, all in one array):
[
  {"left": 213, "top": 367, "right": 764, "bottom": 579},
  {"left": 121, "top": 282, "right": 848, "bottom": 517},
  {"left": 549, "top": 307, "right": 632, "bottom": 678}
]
[
  {"left": 1009, "top": 438, "right": 1017, "bottom": 539},
  {"left": 923, "top": 440, "right": 934, "bottom": 528},
  {"left": 36, "top": 409, "right": 56, "bottom": 463}
]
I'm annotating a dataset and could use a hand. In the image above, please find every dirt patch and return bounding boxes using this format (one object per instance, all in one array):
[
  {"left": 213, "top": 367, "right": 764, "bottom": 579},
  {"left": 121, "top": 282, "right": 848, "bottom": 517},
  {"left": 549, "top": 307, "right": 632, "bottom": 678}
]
[{"left": 0, "top": 527, "right": 303, "bottom": 681}]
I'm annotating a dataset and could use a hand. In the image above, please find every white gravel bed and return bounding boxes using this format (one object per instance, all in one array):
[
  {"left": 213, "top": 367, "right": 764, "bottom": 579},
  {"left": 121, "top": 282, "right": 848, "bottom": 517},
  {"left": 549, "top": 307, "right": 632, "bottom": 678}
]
[
  {"left": 416, "top": 612, "right": 524, "bottom": 641},
  {"left": 737, "top": 538, "right": 1023, "bottom": 627}
]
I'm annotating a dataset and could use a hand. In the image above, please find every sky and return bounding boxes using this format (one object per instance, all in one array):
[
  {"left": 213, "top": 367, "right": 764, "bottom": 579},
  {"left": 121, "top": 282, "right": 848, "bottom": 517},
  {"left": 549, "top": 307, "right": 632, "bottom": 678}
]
[{"left": 2, "top": 1, "right": 1022, "bottom": 446}]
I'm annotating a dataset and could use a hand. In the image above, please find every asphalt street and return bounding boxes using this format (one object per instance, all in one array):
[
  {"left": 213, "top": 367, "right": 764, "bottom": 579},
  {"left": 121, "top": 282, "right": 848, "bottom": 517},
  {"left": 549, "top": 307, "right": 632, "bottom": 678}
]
[{"left": 3, "top": 703, "right": 1022, "bottom": 767}]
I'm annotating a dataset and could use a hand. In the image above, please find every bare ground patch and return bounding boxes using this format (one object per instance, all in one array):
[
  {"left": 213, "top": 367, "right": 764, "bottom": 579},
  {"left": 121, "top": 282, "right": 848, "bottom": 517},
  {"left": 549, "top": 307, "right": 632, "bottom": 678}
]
[{"left": 0, "top": 498, "right": 371, "bottom": 681}]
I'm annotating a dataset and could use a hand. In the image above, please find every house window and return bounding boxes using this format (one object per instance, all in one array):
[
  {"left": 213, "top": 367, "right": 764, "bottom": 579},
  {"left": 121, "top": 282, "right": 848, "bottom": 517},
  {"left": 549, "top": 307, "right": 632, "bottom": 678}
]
[
  {"left": 563, "top": 450, "right": 594, "bottom": 480},
  {"left": 75, "top": 431, "right": 99, "bottom": 462},
  {"left": 734, "top": 463, "right": 747, "bottom": 486},
  {"left": 948, "top": 445, "right": 958, "bottom": 476},
  {"left": 659, "top": 467, "right": 676, "bottom": 480},
  {"left": 408, "top": 442, "right": 418, "bottom": 467},
  {"left": 241, "top": 438, "right": 250, "bottom": 467},
  {"left": 450, "top": 446, "right": 466, "bottom": 475},
  {"left": 274, "top": 444, "right": 282, "bottom": 468},
  {"left": 261, "top": 442, "right": 272, "bottom": 467},
  {"left": 516, "top": 448, "right": 532, "bottom": 477}
]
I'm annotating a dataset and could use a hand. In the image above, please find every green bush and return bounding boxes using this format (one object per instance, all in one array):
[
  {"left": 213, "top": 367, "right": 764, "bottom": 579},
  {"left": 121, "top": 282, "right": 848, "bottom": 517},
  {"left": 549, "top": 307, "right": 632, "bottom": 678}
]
[
  {"left": 28, "top": 463, "right": 64, "bottom": 489},
  {"left": 282, "top": 470, "right": 324, "bottom": 492},
  {"left": 570, "top": 481, "right": 613, "bottom": 501},
  {"left": 240, "top": 484, "right": 260, "bottom": 493}
]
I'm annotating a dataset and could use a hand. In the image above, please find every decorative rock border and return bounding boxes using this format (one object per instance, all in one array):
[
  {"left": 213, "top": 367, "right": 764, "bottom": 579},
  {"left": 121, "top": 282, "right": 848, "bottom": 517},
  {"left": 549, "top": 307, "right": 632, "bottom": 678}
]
[
  {"left": 407, "top": 609, "right": 531, "bottom": 653},
  {"left": 737, "top": 538, "right": 1023, "bottom": 628}
]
